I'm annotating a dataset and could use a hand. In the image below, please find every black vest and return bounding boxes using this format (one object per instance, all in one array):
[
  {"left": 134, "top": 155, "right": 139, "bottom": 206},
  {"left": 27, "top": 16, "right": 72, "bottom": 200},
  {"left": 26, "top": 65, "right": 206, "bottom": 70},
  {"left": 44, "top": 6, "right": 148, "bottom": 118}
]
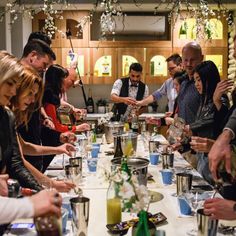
[{"left": 115, "top": 77, "right": 146, "bottom": 116}]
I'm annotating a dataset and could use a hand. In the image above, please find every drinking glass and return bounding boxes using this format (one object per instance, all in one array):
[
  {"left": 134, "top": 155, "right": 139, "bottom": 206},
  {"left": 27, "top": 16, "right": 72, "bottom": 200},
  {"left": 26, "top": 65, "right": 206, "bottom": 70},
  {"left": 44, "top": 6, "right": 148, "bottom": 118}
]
[
  {"left": 65, "top": 165, "right": 83, "bottom": 196},
  {"left": 87, "top": 158, "right": 98, "bottom": 174},
  {"left": 186, "top": 192, "right": 204, "bottom": 236}
]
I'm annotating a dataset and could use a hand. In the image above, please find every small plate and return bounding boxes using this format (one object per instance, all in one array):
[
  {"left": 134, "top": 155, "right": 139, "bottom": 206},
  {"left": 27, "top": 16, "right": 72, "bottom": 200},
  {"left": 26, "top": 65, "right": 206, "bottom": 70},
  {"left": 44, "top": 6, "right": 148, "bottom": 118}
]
[
  {"left": 148, "top": 190, "right": 164, "bottom": 203},
  {"left": 106, "top": 212, "right": 167, "bottom": 235}
]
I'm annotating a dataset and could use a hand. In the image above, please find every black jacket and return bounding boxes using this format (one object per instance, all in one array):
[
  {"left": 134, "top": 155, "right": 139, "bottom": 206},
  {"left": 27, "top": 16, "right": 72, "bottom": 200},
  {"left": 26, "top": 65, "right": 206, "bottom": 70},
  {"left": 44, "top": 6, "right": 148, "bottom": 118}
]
[
  {"left": 0, "top": 107, "right": 42, "bottom": 191},
  {"left": 190, "top": 95, "right": 229, "bottom": 140}
]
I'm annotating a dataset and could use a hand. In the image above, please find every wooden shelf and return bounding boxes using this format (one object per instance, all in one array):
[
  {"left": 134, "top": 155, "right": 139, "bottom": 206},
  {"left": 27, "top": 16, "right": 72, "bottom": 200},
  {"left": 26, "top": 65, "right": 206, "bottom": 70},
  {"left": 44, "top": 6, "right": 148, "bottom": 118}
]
[{"left": 32, "top": 10, "right": 228, "bottom": 85}]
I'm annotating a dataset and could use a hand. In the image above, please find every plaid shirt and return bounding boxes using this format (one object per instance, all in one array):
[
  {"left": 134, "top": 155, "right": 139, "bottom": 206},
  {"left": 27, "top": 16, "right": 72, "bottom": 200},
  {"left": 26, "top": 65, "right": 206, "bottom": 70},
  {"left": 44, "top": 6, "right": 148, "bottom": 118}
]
[{"left": 177, "top": 78, "right": 201, "bottom": 124}]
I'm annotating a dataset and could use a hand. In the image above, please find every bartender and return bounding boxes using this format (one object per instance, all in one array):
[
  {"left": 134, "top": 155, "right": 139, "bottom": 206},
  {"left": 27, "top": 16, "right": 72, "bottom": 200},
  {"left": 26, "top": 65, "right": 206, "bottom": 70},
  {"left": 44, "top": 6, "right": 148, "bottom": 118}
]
[{"left": 110, "top": 62, "right": 149, "bottom": 120}]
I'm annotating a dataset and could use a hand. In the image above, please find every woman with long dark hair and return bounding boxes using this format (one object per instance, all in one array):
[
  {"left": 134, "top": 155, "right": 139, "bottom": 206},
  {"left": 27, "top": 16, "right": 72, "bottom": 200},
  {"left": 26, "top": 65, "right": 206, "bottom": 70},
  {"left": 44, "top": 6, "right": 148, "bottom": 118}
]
[
  {"left": 186, "top": 60, "right": 229, "bottom": 183},
  {"left": 43, "top": 64, "right": 90, "bottom": 133}
]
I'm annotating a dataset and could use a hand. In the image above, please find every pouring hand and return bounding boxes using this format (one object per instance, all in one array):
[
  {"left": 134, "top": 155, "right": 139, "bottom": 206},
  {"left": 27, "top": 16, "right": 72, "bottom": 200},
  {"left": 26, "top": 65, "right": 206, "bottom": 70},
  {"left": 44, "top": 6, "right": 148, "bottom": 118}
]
[{"left": 204, "top": 198, "right": 236, "bottom": 220}]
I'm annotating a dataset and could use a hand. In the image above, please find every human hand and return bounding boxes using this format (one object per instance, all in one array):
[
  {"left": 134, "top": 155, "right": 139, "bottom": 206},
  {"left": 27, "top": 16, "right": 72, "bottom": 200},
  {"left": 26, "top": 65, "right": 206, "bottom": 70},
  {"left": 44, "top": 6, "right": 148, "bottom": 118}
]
[
  {"left": 190, "top": 136, "right": 215, "bottom": 153},
  {"left": 165, "top": 117, "right": 174, "bottom": 126},
  {"left": 73, "top": 108, "right": 87, "bottom": 120},
  {"left": 165, "top": 112, "right": 173, "bottom": 117},
  {"left": 52, "top": 179, "right": 75, "bottom": 193},
  {"left": 56, "top": 143, "right": 76, "bottom": 156},
  {"left": 136, "top": 100, "right": 144, "bottom": 107},
  {"left": 43, "top": 118, "right": 55, "bottom": 130},
  {"left": 0, "top": 174, "right": 9, "bottom": 196},
  {"left": 60, "top": 131, "right": 76, "bottom": 144},
  {"left": 123, "top": 97, "right": 137, "bottom": 106},
  {"left": 209, "top": 130, "right": 233, "bottom": 180},
  {"left": 204, "top": 198, "right": 236, "bottom": 220},
  {"left": 30, "top": 189, "right": 62, "bottom": 217},
  {"left": 76, "top": 123, "right": 90, "bottom": 132},
  {"left": 213, "top": 80, "right": 234, "bottom": 107},
  {"left": 171, "top": 142, "right": 182, "bottom": 151}
]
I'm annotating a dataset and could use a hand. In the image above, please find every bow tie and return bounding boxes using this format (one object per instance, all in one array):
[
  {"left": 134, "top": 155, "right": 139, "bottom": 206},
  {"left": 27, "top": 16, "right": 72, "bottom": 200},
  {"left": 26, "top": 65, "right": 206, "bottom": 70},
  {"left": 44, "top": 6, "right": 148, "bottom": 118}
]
[{"left": 130, "top": 84, "right": 138, "bottom": 87}]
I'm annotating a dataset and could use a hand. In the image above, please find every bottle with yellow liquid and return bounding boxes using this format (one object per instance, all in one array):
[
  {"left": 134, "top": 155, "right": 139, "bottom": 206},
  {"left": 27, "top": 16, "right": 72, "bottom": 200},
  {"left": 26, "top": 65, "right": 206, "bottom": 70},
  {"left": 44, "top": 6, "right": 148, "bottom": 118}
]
[
  {"left": 107, "top": 181, "right": 122, "bottom": 225},
  {"left": 123, "top": 134, "right": 134, "bottom": 157}
]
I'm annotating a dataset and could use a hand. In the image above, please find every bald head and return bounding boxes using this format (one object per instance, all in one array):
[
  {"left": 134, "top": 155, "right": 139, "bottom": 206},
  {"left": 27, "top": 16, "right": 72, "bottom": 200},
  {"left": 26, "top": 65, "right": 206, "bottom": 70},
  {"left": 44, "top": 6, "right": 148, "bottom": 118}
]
[{"left": 182, "top": 42, "right": 203, "bottom": 78}]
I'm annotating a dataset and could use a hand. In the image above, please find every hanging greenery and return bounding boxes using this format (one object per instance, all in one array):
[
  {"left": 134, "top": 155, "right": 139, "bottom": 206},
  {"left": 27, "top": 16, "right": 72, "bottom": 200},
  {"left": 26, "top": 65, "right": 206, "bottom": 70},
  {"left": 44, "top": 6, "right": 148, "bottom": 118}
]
[{"left": 0, "top": 0, "right": 233, "bottom": 40}]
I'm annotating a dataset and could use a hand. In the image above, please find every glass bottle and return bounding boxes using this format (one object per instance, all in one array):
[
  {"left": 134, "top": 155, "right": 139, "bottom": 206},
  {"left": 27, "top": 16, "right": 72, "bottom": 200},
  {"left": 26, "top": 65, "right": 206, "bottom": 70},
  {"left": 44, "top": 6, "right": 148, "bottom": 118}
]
[
  {"left": 179, "top": 22, "right": 187, "bottom": 39},
  {"left": 132, "top": 211, "right": 156, "bottom": 236},
  {"left": 91, "top": 123, "right": 97, "bottom": 143},
  {"left": 121, "top": 156, "right": 131, "bottom": 178},
  {"left": 7, "top": 179, "right": 37, "bottom": 198},
  {"left": 102, "top": 56, "right": 110, "bottom": 76},
  {"left": 86, "top": 88, "right": 94, "bottom": 114},
  {"left": 124, "top": 57, "right": 129, "bottom": 76},
  {"left": 107, "top": 181, "right": 122, "bottom": 225},
  {"left": 114, "top": 135, "right": 123, "bottom": 158},
  {"left": 131, "top": 109, "right": 139, "bottom": 133},
  {"left": 150, "top": 61, "right": 155, "bottom": 76}
]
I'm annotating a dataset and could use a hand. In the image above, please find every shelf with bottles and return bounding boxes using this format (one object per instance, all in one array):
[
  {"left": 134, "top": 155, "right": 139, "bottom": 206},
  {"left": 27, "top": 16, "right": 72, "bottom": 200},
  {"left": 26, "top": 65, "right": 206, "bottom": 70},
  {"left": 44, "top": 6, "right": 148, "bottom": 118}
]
[
  {"left": 61, "top": 48, "right": 90, "bottom": 84},
  {"left": 145, "top": 48, "right": 172, "bottom": 84},
  {"left": 90, "top": 48, "right": 117, "bottom": 84},
  {"left": 122, "top": 55, "right": 138, "bottom": 77},
  {"left": 173, "top": 12, "right": 227, "bottom": 48},
  {"left": 117, "top": 48, "right": 144, "bottom": 79},
  {"left": 202, "top": 47, "right": 228, "bottom": 79}
]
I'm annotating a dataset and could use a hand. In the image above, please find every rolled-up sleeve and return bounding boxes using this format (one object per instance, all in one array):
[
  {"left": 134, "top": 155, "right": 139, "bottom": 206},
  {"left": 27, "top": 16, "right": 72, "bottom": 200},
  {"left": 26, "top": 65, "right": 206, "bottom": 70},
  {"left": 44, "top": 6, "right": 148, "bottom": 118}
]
[
  {"left": 111, "top": 79, "right": 122, "bottom": 96},
  {"left": 0, "top": 197, "right": 34, "bottom": 224}
]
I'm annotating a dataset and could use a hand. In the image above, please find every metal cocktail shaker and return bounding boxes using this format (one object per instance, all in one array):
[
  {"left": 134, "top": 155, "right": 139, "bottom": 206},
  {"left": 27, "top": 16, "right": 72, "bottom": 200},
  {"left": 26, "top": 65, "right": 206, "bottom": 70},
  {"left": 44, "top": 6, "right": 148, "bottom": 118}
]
[{"left": 70, "top": 196, "right": 90, "bottom": 236}]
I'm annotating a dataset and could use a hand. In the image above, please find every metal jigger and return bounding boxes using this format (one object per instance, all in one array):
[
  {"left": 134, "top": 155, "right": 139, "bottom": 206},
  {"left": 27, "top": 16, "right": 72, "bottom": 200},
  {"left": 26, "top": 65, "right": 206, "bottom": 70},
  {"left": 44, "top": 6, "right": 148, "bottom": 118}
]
[{"left": 70, "top": 197, "right": 90, "bottom": 236}]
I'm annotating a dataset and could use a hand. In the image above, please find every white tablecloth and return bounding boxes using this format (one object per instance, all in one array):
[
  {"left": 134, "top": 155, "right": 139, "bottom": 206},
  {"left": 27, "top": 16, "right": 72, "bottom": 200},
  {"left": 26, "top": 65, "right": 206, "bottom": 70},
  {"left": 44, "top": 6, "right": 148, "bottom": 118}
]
[{"left": 4, "top": 135, "right": 234, "bottom": 236}]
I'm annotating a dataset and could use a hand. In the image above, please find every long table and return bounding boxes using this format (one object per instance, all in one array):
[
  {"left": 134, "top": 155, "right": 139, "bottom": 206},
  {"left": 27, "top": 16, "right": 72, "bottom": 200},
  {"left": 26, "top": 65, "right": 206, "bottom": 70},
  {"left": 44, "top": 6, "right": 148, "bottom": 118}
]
[{"left": 4, "top": 135, "right": 234, "bottom": 236}]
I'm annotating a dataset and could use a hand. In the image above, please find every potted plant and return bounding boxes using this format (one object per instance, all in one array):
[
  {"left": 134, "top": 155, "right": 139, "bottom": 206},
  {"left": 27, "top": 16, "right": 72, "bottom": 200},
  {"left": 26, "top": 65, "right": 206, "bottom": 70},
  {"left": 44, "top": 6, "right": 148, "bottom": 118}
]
[{"left": 96, "top": 99, "right": 107, "bottom": 113}]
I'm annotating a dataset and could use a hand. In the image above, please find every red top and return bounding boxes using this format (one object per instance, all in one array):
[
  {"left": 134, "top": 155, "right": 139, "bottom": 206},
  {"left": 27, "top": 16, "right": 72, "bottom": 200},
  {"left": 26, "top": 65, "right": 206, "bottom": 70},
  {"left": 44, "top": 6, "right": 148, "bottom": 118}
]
[{"left": 44, "top": 103, "right": 76, "bottom": 133}]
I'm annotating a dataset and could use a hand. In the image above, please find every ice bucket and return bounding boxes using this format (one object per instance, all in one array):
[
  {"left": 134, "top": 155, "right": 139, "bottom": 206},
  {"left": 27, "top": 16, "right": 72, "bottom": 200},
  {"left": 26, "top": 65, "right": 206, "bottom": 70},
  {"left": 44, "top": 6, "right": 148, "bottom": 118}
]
[
  {"left": 104, "top": 122, "right": 124, "bottom": 144},
  {"left": 113, "top": 132, "right": 138, "bottom": 155}
]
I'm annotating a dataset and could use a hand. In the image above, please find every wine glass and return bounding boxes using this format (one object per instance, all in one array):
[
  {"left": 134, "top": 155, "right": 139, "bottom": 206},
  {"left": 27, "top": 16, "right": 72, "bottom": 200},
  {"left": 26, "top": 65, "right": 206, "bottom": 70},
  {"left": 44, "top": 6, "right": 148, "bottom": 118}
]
[{"left": 186, "top": 192, "right": 203, "bottom": 236}]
